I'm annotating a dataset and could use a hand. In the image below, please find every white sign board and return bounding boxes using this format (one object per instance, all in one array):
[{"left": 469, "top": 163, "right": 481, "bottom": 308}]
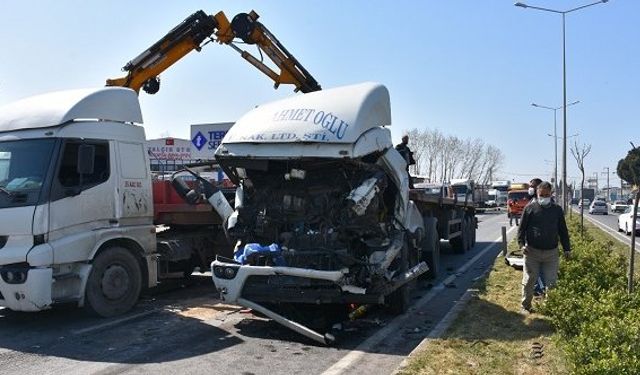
[
  {"left": 190, "top": 122, "right": 234, "bottom": 160},
  {"left": 146, "top": 138, "right": 193, "bottom": 161}
]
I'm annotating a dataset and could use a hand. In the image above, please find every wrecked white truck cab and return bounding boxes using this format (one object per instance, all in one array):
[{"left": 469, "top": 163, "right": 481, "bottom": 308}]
[{"left": 211, "top": 83, "right": 430, "bottom": 344}]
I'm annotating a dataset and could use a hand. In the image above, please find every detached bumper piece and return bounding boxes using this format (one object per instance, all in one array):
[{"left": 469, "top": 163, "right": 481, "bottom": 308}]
[
  {"left": 505, "top": 250, "right": 524, "bottom": 269},
  {"left": 212, "top": 259, "right": 428, "bottom": 345},
  {"left": 237, "top": 297, "right": 336, "bottom": 345}
]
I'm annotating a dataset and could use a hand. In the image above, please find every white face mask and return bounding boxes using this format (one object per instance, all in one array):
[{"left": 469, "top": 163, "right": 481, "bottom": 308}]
[
  {"left": 528, "top": 187, "right": 535, "bottom": 195},
  {"left": 538, "top": 197, "right": 551, "bottom": 206}
]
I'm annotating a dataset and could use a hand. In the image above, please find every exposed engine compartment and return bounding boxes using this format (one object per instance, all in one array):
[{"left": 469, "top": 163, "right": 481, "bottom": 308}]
[{"left": 222, "top": 158, "right": 401, "bottom": 285}]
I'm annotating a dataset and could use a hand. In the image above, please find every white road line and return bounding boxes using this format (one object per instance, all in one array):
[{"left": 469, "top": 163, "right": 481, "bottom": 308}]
[
  {"left": 321, "top": 226, "right": 517, "bottom": 375},
  {"left": 574, "top": 209, "right": 640, "bottom": 249},
  {"left": 71, "top": 309, "right": 159, "bottom": 335}
]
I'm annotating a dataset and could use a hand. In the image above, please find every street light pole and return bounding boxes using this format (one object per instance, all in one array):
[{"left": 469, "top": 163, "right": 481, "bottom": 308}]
[
  {"left": 532, "top": 101, "right": 579, "bottom": 195},
  {"left": 516, "top": 0, "right": 609, "bottom": 210},
  {"left": 602, "top": 167, "right": 611, "bottom": 201}
]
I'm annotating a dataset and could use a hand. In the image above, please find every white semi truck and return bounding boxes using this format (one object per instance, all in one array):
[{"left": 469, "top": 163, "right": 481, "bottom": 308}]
[{"left": 208, "top": 83, "right": 477, "bottom": 344}]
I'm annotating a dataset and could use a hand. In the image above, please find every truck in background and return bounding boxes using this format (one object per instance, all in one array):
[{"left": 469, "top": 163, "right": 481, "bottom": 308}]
[
  {"left": 489, "top": 180, "right": 510, "bottom": 207},
  {"left": 208, "top": 83, "right": 477, "bottom": 344},
  {"left": 572, "top": 187, "right": 595, "bottom": 205},
  {"left": 507, "top": 182, "right": 530, "bottom": 221},
  {"left": 450, "top": 178, "right": 476, "bottom": 206}
]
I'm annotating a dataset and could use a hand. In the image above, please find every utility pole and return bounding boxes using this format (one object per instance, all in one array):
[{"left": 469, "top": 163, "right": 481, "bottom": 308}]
[{"left": 602, "top": 167, "right": 611, "bottom": 201}]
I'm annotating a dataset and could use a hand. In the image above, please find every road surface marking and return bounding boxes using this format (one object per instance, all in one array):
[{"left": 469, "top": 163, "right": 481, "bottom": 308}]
[
  {"left": 71, "top": 309, "right": 159, "bottom": 335},
  {"left": 321, "top": 225, "right": 517, "bottom": 375}
]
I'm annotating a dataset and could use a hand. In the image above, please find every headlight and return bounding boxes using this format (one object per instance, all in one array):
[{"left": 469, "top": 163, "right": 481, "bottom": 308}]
[
  {"left": 0, "top": 266, "right": 29, "bottom": 284},
  {"left": 213, "top": 265, "right": 239, "bottom": 279}
]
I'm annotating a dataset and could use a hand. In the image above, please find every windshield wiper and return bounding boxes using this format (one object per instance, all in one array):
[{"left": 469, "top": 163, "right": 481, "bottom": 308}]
[{"left": 0, "top": 186, "right": 13, "bottom": 197}]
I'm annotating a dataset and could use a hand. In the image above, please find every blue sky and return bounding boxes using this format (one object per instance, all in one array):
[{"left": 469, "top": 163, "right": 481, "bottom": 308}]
[{"left": 0, "top": 1, "right": 637, "bottom": 185}]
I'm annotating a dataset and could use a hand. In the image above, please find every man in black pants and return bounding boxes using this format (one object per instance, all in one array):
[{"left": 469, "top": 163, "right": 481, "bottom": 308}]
[
  {"left": 517, "top": 181, "right": 571, "bottom": 314},
  {"left": 395, "top": 135, "right": 416, "bottom": 188}
]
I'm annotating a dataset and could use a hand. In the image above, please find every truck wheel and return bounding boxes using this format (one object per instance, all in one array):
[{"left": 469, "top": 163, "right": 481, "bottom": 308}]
[
  {"left": 85, "top": 247, "right": 142, "bottom": 318},
  {"left": 465, "top": 218, "right": 474, "bottom": 250},
  {"left": 470, "top": 217, "right": 477, "bottom": 247},
  {"left": 451, "top": 220, "right": 467, "bottom": 254},
  {"left": 421, "top": 217, "right": 440, "bottom": 279},
  {"left": 387, "top": 241, "right": 411, "bottom": 315}
]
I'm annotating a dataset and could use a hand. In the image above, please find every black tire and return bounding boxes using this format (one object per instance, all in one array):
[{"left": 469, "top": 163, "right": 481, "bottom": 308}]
[
  {"left": 464, "top": 218, "right": 473, "bottom": 250},
  {"left": 452, "top": 216, "right": 471, "bottom": 254},
  {"left": 421, "top": 217, "right": 440, "bottom": 279},
  {"left": 85, "top": 247, "right": 142, "bottom": 318},
  {"left": 387, "top": 241, "right": 411, "bottom": 315},
  {"left": 470, "top": 216, "right": 477, "bottom": 248},
  {"left": 387, "top": 283, "right": 410, "bottom": 315}
]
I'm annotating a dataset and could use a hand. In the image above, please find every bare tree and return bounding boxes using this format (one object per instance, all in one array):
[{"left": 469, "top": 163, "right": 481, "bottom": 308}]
[
  {"left": 403, "top": 128, "right": 504, "bottom": 185},
  {"left": 571, "top": 140, "right": 592, "bottom": 236}
]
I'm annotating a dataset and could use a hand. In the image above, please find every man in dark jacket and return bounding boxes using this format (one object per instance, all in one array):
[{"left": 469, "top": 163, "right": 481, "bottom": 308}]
[
  {"left": 395, "top": 135, "right": 416, "bottom": 188},
  {"left": 517, "top": 181, "right": 571, "bottom": 313}
]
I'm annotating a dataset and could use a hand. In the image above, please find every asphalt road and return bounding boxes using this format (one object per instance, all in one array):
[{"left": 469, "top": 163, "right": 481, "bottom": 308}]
[
  {"left": 571, "top": 205, "right": 640, "bottom": 249},
  {"left": 0, "top": 212, "right": 516, "bottom": 375}
]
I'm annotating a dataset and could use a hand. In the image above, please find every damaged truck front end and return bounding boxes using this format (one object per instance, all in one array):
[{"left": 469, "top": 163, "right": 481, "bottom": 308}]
[{"left": 210, "top": 83, "right": 427, "bottom": 344}]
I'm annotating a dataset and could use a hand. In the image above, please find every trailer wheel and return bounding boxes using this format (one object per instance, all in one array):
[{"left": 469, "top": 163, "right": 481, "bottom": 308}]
[
  {"left": 471, "top": 217, "right": 477, "bottom": 248},
  {"left": 85, "top": 247, "right": 142, "bottom": 317},
  {"left": 464, "top": 217, "right": 473, "bottom": 250},
  {"left": 421, "top": 217, "right": 440, "bottom": 279},
  {"left": 451, "top": 219, "right": 467, "bottom": 254}
]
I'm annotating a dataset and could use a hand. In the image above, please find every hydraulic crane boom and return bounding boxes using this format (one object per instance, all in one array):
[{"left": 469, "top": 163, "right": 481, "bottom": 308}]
[{"left": 106, "top": 10, "right": 321, "bottom": 95}]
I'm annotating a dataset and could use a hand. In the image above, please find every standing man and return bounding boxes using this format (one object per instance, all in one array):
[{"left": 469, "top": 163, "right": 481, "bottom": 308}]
[
  {"left": 395, "top": 135, "right": 416, "bottom": 188},
  {"left": 517, "top": 181, "right": 571, "bottom": 313},
  {"left": 527, "top": 178, "right": 543, "bottom": 202}
]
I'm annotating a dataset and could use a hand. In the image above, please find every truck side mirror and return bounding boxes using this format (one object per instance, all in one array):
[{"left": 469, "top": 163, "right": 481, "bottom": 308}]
[{"left": 77, "top": 144, "right": 95, "bottom": 175}]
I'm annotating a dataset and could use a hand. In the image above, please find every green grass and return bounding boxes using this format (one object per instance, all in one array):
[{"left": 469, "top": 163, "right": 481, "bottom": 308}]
[{"left": 399, "top": 238, "right": 568, "bottom": 374}]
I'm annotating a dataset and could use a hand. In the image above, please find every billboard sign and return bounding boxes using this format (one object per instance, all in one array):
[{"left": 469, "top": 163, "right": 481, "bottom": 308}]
[{"left": 190, "top": 122, "right": 234, "bottom": 161}]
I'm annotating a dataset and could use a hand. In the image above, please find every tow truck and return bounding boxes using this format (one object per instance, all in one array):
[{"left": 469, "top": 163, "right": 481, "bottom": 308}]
[{"left": 0, "top": 9, "right": 319, "bottom": 317}]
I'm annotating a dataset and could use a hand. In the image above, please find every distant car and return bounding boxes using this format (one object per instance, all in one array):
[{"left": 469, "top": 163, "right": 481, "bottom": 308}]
[
  {"left": 610, "top": 200, "right": 629, "bottom": 213},
  {"left": 618, "top": 207, "right": 640, "bottom": 235},
  {"left": 595, "top": 197, "right": 606, "bottom": 202},
  {"left": 589, "top": 200, "right": 608, "bottom": 215},
  {"left": 578, "top": 198, "right": 591, "bottom": 209}
]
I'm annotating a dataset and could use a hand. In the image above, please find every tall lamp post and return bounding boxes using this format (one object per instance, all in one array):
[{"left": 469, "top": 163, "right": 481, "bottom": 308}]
[
  {"left": 516, "top": 0, "right": 609, "bottom": 210},
  {"left": 532, "top": 101, "right": 580, "bottom": 193}
]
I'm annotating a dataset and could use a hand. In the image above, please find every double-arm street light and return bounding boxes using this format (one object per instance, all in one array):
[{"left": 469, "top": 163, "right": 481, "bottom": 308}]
[
  {"left": 532, "top": 101, "right": 580, "bottom": 193},
  {"left": 516, "top": 0, "right": 609, "bottom": 210}
]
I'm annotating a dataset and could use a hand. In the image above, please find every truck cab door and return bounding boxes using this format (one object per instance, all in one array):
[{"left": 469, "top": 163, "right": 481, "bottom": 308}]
[
  {"left": 48, "top": 140, "right": 115, "bottom": 264},
  {"left": 114, "top": 141, "right": 153, "bottom": 223}
]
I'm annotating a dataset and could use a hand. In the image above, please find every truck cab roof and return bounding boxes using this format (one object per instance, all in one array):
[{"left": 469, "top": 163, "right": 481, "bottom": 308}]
[
  {"left": 0, "top": 87, "right": 143, "bottom": 133},
  {"left": 222, "top": 82, "right": 391, "bottom": 145}
]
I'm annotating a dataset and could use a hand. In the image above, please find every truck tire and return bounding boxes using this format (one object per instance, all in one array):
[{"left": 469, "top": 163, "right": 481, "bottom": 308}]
[
  {"left": 451, "top": 219, "right": 467, "bottom": 254},
  {"left": 85, "top": 247, "right": 142, "bottom": 318},
  {"left": 421, "top": 217, "right": 440, "bottom": 279},
  {"left": 387, "top": 241, "right": 411, "bottom": 315},
  {"left": 464, "top": 217, "right": 473, "bottom": 250},
  {"left": 471, "top": 217, "right": 477, "bottom": 248}
]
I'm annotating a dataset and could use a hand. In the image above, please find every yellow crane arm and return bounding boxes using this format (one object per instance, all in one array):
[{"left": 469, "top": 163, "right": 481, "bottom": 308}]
[{"left": 106, "top": 10, "right": 320, "bottom": 95}]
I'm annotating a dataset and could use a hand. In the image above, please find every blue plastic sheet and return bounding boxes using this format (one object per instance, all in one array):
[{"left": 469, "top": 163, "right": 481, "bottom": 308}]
[{"left": 234, "top": 243, "right": 286, "bottom": 266}]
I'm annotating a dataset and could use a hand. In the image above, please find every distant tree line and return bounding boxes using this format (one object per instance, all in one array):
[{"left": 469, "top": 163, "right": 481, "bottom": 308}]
[{"left": 404, "top": 128, "right": 504, "bottom": 185}]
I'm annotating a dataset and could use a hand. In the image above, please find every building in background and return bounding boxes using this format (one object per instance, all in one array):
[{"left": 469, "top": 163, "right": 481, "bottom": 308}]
[{"left": 147, "top": 137, "right": 196, "bottom": 173}]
